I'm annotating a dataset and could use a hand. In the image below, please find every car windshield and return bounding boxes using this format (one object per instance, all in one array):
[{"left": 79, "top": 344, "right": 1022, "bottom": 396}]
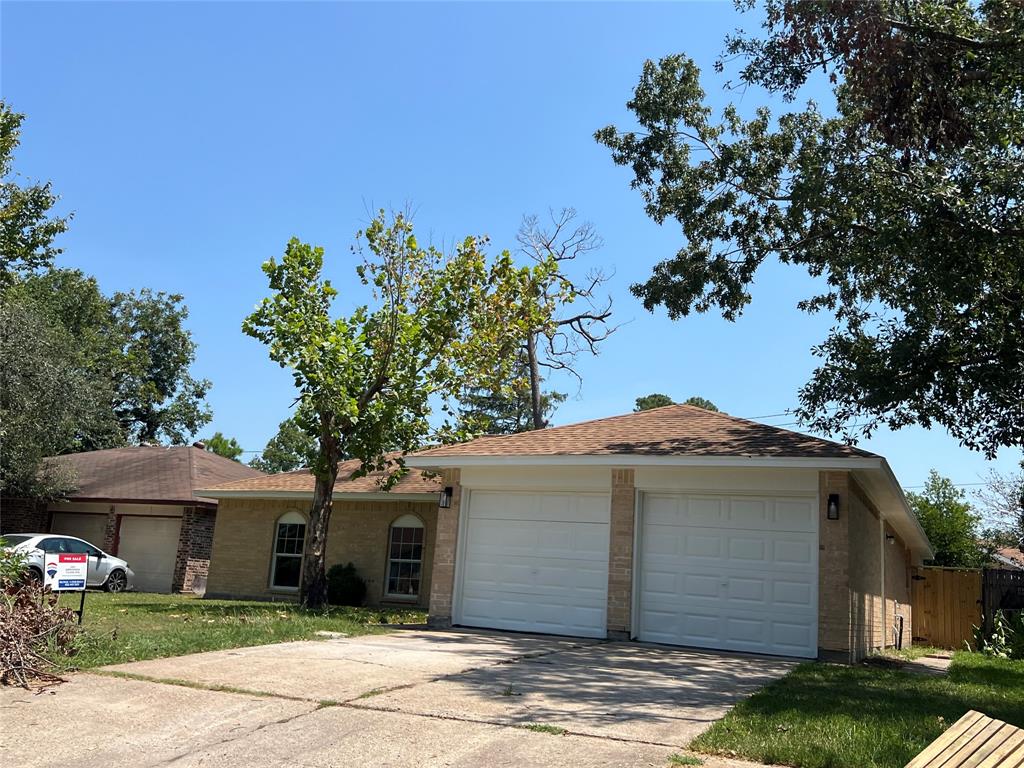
[{"left": 1, "top": 535, "right": 33, "bottom": 547}]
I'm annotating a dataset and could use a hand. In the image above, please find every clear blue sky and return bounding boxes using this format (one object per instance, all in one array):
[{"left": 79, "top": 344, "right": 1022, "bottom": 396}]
[{"left": 3, "top": 1, "right": 1020, "bottom": 495}]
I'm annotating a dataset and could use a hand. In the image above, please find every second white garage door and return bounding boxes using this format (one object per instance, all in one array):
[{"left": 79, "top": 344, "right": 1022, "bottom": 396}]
[
  {"left": 457, "top": 490, "right": 610, "bottom": 638},
  {"left": 638, "top": 492, "right": 818, "bottom": 658},
  {"left": 117, "top": 516, "right": 182, "bottom": 593},
  {"left": 50, "top": 512, "right": 107, "bottom": 549}
]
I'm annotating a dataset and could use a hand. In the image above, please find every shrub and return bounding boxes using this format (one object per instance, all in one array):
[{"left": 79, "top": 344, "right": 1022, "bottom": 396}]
[
  {"left": 977, "top": 610, "right": 1024, "bottom": 659},
  {"left": 326, "top": 562, "right": 367, "bottom": 607}
]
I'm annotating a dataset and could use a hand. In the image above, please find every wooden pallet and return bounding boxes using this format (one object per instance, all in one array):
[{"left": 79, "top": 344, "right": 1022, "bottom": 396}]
[{"left": 907, "top": 710, "right": 1024, "bottom": 767}]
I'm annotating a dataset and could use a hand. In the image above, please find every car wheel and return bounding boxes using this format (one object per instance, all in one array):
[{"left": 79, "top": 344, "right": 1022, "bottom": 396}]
[
  {"left": 105, "top": 569, "right": 128, "bottom": 593},
  {"left": 26, "top": 566, "right": 43, "bottom": 584}
]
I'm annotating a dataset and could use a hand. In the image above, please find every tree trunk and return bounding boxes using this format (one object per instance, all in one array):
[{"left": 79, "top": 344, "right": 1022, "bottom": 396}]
[
  {"left": 526, "top": 333, "right": 545, "bottom": 430},
  {"left": 301, "top": 445, "right": 339, "bottom": 610}
]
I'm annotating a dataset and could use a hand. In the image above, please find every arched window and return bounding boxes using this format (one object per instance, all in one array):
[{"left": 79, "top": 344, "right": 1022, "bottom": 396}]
[
  {"left": 386, "top": 514, "right": 424, "bottom": 598},
  {"left": 271, "top": 511, "right": 306, "bottom": 591}
]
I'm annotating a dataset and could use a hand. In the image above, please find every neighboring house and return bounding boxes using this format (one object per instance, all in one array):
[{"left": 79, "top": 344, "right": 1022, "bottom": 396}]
[
  {"left": 0, "top": 444, "right": 264, "bottom": 593},
  {"left": 992, "top": 546, "right": 1024, "bottom": 570},
  {"left": 201, "top": 404, "right": 932, "bottom": 662},
  {"left": 200, "top": 460, "right": 440, "bottom": 609}
]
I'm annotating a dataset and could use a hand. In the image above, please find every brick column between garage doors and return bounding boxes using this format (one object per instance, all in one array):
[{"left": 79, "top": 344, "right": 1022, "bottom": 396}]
[
  {"left": 427, "top": 468, "right": 461, "bottom": 628},
  {"left": 172, "top": 506, "right": 217, "bottom": 594},
  {"left": 607, "top": 468, "right": 636, "bottom": 640}
]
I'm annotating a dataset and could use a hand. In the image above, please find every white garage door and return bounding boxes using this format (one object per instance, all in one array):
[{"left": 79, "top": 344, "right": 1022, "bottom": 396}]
[
  {"left": 50, "top": 512, "right": 107, "bottom": 549},
  {"left": 638, "top": 493, "right": 818, "bottom": 658},
  {"left": 458, "top": 491, "right": 610, "bottom": 638},
  {"left": 117, "top": 516, "right": 182, "bottom": 593}
]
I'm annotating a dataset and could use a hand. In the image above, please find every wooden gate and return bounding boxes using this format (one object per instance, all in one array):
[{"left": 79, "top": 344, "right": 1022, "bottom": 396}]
[
  {"left": 911, "top": 566, "right": 983, "bottom": 650},
  {"left": 982, "top": 569, "right": 1024, "bottom": 636}
]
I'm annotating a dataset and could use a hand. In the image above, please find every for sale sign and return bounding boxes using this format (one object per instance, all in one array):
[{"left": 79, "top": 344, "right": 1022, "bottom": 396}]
[{"left": 44, "top": 553, "right": 88, "bottom": 591}]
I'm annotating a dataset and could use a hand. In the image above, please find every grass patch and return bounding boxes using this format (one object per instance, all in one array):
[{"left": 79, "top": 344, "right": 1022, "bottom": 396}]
[
  {"left": 668, "top": 755, "right": 704, "bottom": 766},
  {"left": 871, "top": 645, "right": 948, "bottom": 662},
  {"left": 521, "top": 723, "right": 569, "bottom": 736},
  {"left": 690, "top": 652, "right": 1024, "bottom": 768},
  {"left": 54, "top": 592, "right": 425, "bottom": 671},
  {"left": 357, "top": 687, "right": 390, "bottom": 699}
]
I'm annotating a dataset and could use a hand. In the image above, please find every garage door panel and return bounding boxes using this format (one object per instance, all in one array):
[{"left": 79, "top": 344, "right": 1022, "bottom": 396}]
[
  {"left": 117, "top": 516, "right": 181, "bottom": 593},
  {"left": 458, "top": 491, "right": 609, "bottom": 639},
  {"left": 639, "top": 493, "right": 817, "bottom": 658},
  {"left": 50, "top": 513, "right": 107, "bottom": 549}
]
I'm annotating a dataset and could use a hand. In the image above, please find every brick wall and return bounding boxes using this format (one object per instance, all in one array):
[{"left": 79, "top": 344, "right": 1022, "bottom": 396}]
[
  {"left": 884, "top": 520, "right": 913, "bottom": 649},
  {"left": 607, "top": 469, "right": 635, "bottom": 639},
  {"left": 172, "top": 506, "right": 217, "bottom": 594},
  {"left": 206, "top": 496, "right": 437, "bottom": 608},
  {"left": 0, "top": 498, "right": 48, "bottom": 535},
  {"left": 818, "top": 471, "right": 852, "bottom": 656},
  {"left": 427, "top": 469, "right": 460, "bottom": 626},
  {"left": 849, "top": 482, "right": 884, "bottom": 659}
]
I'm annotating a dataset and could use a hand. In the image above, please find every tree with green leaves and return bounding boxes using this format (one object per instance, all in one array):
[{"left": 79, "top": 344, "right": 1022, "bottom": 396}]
[
  {"left": 110, "top": 288, "right": 212, "bottom": 444},
  {"left": 249, "top": 416, "right": 319, "bottom": 473},
  {"left": 203, "top": 432, "right": 243, "bottom": 462},
  {"left": 244, "top": 211, "right": 516, "bottom": 608},
  {"left": 908, "top": 470, "right": 989, "bottom": 568},
  {"left": 682, "top": 396, "right": 719, "bottom": 412},
  {"left": 459, "top": 357, "right": 566, "bottom": 435},
  {"left": 511, "top": 209, "right": 615, "bottom": 429},
  {"left": 597, "top": 0, "right": 1023, "bottom": 458},
  {"left": 635, "top": 393, "right": 674, "bottom": 411},
  {"left": 0, "top": 102, "right": 70, "bottom": 286}
]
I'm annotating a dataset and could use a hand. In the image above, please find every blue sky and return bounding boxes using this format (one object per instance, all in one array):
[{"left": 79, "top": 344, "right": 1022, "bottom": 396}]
[{"left": 3, "top": 1, "right": 1020, "bottom": 495}]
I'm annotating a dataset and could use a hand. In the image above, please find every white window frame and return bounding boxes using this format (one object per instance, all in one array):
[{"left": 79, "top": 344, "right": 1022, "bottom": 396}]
[
  {"left": 385, "top": 514, "right": 425, "bottom": 599},
  {"left": 270, "top": 511, "right": 306, "bottom": 592}
]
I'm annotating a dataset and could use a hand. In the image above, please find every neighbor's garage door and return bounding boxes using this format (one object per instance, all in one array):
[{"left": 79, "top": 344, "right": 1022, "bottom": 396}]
[
  {"left": 638, "top": 493, "right": 818, "bottom": 658},
  {"left": 117, "top": 516, "right": 182, "bottom": 593},
  {"left": 458, "top": 491, "right": 610, "bottom": 638},
  {"left": 50, "top": 512, "right": 108, "bottom": 549}
]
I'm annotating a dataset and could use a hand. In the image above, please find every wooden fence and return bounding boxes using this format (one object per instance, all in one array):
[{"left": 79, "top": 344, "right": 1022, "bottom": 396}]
[
  {"left": 911, "top": 566, "right": 983, "bottom": 650},
  {"left": 982, "top": 569, "right": 1024, "bottom": 636}
]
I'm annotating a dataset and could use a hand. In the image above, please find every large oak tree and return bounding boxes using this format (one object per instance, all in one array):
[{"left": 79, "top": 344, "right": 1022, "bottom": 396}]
[{"left": 597, "top": 0, "right": 1023, "bottom": 457}]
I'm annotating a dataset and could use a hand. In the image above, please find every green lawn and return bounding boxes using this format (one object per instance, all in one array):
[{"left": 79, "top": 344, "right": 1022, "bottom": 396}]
[
  {"left": 691, "top": 652, "right": 1024, "bottom": 768},
  {"left": 55, "top": 592, "right": 426, "bottom": 670}
]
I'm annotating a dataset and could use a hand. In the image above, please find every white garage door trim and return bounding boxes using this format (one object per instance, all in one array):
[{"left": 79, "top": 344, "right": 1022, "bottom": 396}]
[
  {"left": 633, "top": 490, "right": 819, "bottom": 658},
  {"left": 454, "top": 489, "right": 611, "bottom": 639}
]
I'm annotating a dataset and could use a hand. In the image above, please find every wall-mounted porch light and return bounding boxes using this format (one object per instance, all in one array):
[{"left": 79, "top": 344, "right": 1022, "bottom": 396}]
[
  {"left": 886, "top": 534, "right": 896, "bottom": 545},
  {"left": 438, "top": 486, "right": 453, "bottom": 509},
  {"left": 827, "top": 493, "right": 840, "bottom": 520}
]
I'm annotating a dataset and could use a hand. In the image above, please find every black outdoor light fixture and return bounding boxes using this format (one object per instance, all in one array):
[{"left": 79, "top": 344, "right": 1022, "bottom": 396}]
[
  {"left": 827, "top": 493, "right": 840, "bottom": 520},
  {"left": 886, "top": 533, "right": 896, "bottom": 545},
  {"left": 438, "top": 486, "right": 453, "bottom": 509}
]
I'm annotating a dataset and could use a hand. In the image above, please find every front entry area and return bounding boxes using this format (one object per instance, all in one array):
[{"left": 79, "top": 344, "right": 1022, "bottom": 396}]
[
  {"left": 456, "top": 490, "right": 610, "bottom": 639},
  {"left": 636, "top": 492, "right": 818, "bottom": 658}
]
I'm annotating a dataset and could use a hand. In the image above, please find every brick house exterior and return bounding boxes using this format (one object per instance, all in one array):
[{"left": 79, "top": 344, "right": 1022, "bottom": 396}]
[
  {"left": 0, "top": 445, "right": 265, "bottom": 593},
  {"left": 407, "top": 405, "right": 931, "bottom": 662},
  {"left": 201, "top": 460, "right": 443, "bottom": 609}
]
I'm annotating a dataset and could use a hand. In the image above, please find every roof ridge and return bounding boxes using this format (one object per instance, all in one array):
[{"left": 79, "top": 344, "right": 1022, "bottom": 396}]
[{"left": 691, "top": 405, "right": 874, "bottom": 456}]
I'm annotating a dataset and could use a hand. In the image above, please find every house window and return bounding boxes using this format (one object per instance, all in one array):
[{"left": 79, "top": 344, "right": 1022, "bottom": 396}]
[
  {"left": 386, "top": 514, "right": 424, "bottom": 598},
  {"left": 271, "top": 511, "right": 306, "bottom": 591}
]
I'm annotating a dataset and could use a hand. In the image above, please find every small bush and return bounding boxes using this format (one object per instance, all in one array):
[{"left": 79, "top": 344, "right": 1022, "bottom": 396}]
[
  {"left": 326, "top": 562, "right": 367, "bottom": 607},
  {"left": 977, "top": 610, "right": 1024, "bottom": 659}
]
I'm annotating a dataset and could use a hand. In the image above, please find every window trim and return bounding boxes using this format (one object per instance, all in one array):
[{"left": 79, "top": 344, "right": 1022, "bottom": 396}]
[
  {"left": 385, "top": 514, "right": 425, "bottom": 600},
  {"left": 270, "top": 511, "right": 307, "bottom": 593}
]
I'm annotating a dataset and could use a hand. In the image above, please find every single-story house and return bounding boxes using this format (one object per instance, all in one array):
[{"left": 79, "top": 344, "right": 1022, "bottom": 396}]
[
  {"left": 201, "top": 405, "right": 932, "bottom": 662},
  {"left": 201, "top": 461, "right": 440, "bottom": 609},
  {"left": 993, "top": 547, "right": 1024, "bottom": 570},
  {"left": 0, "top": 444, "right": 265, "bottom": 593}
]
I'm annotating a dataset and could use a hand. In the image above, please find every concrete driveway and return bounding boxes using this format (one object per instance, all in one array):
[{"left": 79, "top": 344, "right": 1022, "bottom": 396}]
[{"left": 1, "top": 629, "right": 795, "bottom": 767}]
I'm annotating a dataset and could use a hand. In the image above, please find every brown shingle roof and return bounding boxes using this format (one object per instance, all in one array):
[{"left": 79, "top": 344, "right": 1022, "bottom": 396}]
[
  {"left": 201, "top": 457, "right": 442, "bottom": 496},
  {"left": 411, "top": 404, "right": 877, "bottom": 459},
  {"left": 48, "top": 446, "right": 265, "bottom": 505}
]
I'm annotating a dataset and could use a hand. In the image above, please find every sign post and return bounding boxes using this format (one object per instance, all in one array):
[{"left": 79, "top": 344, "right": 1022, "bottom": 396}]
[{"left": 43, "top": 552, "right": 88, "bottom": 624}]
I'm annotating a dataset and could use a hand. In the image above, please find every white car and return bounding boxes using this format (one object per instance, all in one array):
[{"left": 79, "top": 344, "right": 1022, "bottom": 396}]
[{"left": 2, "top": 533, "right": 135, "bottom": 592}]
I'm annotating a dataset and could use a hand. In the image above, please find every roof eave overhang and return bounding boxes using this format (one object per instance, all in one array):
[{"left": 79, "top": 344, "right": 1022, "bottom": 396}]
[
  {"left": 406, "top": 454, "right": 883, "bottom": 470},
  {"left": 853, "top": 460, "right": 935, "bottom": 561},
  {"left": 51, "top": 496, "right": 217, "bottom": 509},
  {"left": 194, "top": 490, "right": 437, "bottom": 502}
]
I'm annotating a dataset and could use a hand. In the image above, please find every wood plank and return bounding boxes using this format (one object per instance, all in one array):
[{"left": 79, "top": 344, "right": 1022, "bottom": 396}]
[
  {"left": 936, "top": 720, "right": 1007, "bottom": 768},
  {"left": 907, "top": 711, "right": 987, "bottom": 768},
  {"left": 974, "top": 729, "right": 1024, "bottom": 768},
  {"left": 959, "top": 724, "right": 1020, "bottom": 768}
]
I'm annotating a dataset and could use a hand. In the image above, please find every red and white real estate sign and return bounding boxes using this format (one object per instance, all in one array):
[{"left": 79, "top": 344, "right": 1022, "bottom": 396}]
[{"left": 44, "top": 553, "right": 88, "bottom": 591}]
